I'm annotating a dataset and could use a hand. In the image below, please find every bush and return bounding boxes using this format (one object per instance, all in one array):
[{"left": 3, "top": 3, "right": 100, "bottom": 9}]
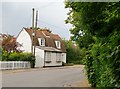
[
  {"left": 84, "top": 31, "right": 120, "bottom": 88},
  {"left": 9, "top": 52, "right": 19, "bottom": 61},
  {"left": 2, "top": 51, "right": 9, "bottom": 61},
  {"left": 2, "top": 52, "right": 35, "bottom": 68}
]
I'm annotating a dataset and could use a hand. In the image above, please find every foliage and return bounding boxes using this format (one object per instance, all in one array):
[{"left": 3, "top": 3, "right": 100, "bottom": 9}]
[
  {"left": 2, "top": 52, "right": 35, "bottom": 68},
  {"left": 0, "top": 47, "right": 2, "bottom": 60},
  {"left": 1, "top": 34, "right": 22, "bottom": 52},
  {"left": 65, "top": 1, "right": 120, "bottom": 88},
  {"left": 65, "top": 2, "right": 120, "bottom": 48},
  {"left": 63, "top": 40, "right": 84, "bottom": 64},
  {"left": 84, "top": 34, "right": 120, "bottom": 87},
  {"left": 2, "top": 51, "right": 9, "bottom": 61},
  {"left": 1, "top": 33, "right": 35, "bottom": 67}
]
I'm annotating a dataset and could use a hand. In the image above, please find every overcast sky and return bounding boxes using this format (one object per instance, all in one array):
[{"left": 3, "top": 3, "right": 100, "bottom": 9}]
[{"left": 1, "top": 0, "right": 72, "bottom": 40}]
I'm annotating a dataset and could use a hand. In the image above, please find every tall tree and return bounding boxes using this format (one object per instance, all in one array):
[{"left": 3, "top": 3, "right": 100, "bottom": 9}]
[
  {"left": 63, "top": 39, "right": 84, "bottom": 64},
  {"left": 65, "top": 1, "right": 120, "bottom": 87},
  {"left": 65, "top": 2, "right": 120, "bottom": 47}
]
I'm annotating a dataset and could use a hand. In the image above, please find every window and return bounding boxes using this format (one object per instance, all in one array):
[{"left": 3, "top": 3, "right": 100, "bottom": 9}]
[
  {"left": 41, "top": 39, "right": 45, "bottom": 46},
  {"left": 38, "top": 38, "right": 45, "bottom": 46},
  {"left": 55, "top": 41, "right": 61, "bottom": 49},
  {"left": 45, "top": 52, "right": 51, "bottom": 62},
  {"left": 56, "top": 53, "right": 61, "bottom": 62}
]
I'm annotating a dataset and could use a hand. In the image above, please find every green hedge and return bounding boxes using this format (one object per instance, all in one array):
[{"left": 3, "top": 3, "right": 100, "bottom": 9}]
[
  {"left": 84, "top": 31, "right": 120, "bottom": 88},
  {"left": 2, "top": 52, "right": 35, "bottom": 68}
]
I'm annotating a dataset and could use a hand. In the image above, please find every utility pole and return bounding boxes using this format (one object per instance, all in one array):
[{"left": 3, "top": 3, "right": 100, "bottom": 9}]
[
  {"left": 31, "top": 8, "right": 35, "bottom": 54},
  {"left": 35, "top": 10, "right": 38, "bottom": 28},
  {"left": 33, "top": 10, "right": 38, "bottom": 56}
]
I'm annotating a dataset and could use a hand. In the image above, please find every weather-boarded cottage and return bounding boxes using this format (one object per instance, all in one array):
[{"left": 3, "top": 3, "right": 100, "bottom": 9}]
[{"left": 17, "top": 27, "right": 66, "bottom": 67}]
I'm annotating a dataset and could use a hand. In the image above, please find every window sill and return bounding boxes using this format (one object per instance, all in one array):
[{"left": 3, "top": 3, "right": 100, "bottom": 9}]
[
  {"left": 40, "top": 45, "right": 45, "bottom": 46},
  {"left": 56, "top": 61, "right": 61, "bottom": 62},
  {"left": 45, "top": 61, "right": 51, "bottom": 63}
]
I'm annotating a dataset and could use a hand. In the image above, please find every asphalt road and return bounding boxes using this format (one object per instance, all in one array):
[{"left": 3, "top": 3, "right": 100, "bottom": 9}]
[{"left": 2, "top": 66, "right": 86, "bottom": 87}]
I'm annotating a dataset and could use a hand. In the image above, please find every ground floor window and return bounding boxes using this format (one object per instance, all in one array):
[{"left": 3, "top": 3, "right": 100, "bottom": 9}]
[
  {"left": 56, "top": 53, "right": 62, "bottom": 62},
  {"left": 45, "top": 52, "right": 51, "bottom": 62}
]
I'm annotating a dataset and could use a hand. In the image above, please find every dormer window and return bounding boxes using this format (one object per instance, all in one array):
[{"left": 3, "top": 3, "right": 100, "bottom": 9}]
[
  {"left": 38, "top": 38, "right": 45, "bottom": 46},
  {"left": 55, "top": 41, "right": 61, "bottom": 49}
]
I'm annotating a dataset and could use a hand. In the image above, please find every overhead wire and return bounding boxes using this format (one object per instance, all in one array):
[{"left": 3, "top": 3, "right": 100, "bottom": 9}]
[
  {"left": 37, "top": 19, "right": 68, "bottom": 31},
  {"left": 24, "top": 2, "right": 69, "bottom": 31},
  {"left": 38, "top": 2, "right": 56, "bottom": 9}
]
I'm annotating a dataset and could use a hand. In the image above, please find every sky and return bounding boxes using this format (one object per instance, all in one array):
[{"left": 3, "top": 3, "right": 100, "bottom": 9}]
[{"left": 1, "top": 0, "right": 72, "bottom": 40}]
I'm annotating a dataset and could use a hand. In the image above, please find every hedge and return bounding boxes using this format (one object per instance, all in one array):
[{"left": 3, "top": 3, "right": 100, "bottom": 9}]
[
  {"left": 84, "top": 31, "right": 120, "bottom": 88},
  {"left": 2, "top": 52, "right": 35, "bottom": 68}
]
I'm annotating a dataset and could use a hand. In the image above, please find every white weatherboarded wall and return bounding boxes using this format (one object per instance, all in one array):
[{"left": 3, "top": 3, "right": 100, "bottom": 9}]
[
  {"left": 35, "top": 48, "right": 44, "bottom": 67},
  {"left": 17, "top": 29, "right": 31, "bottom": 52},
  {"left": 44, "top": 52, "right": 62, "bottom": 67},
  {"left": 62, "top": 53, "right": 66, "bottom": 63}
]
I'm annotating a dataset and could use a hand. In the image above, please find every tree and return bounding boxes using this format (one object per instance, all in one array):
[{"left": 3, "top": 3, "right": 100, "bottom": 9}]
[
  {"left": 63, "top": 39, "right": 84, "bottom": 64},
  {"left": 65, "top": 2, "right": 120, "bottom": 47},
  {"left": 65, "top": 2, "right": 120, "bottom": 87},
  {"left": 1, "top": 33, "right": 22, "bottom": 52}
]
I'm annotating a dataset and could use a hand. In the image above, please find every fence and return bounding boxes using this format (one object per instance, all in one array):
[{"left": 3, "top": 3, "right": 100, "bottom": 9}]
[{"left": 0, "top": 61, "right": 31, "bottom": 70}]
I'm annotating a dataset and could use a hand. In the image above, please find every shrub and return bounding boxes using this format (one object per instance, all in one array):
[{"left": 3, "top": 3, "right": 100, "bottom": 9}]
[
  {"left": 2, "top": 52, "right": 35, "bottom": 68},
  {"left": 84, "top": 31, "right": 120, "bottom": 88},
  {"left": 19, "top": 53, "right": 35, "bottom": 68},
  {"left": 9, "top": 52, "right": 19, "bottom": 61},
  {"left": 2, "top": 51, "right": 9, "bottom": 61}
]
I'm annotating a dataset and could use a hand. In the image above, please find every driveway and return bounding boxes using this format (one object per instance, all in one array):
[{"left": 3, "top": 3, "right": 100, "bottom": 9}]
[{"left": 2, "top": 66, "right": 87, "bottom": 87}]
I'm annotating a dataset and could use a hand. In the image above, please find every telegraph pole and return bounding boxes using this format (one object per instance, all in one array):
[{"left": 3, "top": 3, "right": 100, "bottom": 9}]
[
  {"left": 35, "top": 10, "right": 38, "bottom": 28},
  {"left": 31, "top": 8, "right": 35, "bottom": 54},
  {"left": 33, "top": 10, "right": 38, "bottom": 56}
]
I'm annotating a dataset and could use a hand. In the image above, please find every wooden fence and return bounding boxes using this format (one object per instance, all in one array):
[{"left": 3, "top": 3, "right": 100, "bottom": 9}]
[{"left": 0, "top": 61, "right": 31, "bottom": 70}]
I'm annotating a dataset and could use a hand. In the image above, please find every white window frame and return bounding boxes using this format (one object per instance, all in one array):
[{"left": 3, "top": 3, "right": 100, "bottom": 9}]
[
  {"left": 56, "top": 53, "right": 61, "bottom": 62},
  {"left": 38, "top": 38, "right": 45, "bottom": 46},
  {"left": 45, "top": 52, "right": 51, "bottom": 62},
  {"left": 55, "top": 41, "right": 61, "bottom": 49}
]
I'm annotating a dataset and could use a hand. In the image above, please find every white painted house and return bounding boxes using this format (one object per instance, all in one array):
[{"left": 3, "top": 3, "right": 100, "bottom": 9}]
[{"left": 17, "top": 27, "right": 66, "bottom": 67}]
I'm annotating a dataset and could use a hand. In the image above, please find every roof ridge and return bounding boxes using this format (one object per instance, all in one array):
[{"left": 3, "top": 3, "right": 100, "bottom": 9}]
[{"left": 41, "top": 31, "right": 50, "bottom": 38}]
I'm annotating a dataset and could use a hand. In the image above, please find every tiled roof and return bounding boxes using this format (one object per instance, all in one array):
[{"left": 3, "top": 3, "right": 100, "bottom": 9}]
[
  {"left": 36, "top": 46, "right": 63, "bottom": 52},
  {"left": 24, "top": 28, "right": 66, "bottom": 52}
]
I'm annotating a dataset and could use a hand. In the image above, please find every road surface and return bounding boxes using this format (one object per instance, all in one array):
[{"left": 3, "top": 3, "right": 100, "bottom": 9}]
[{"left": 2, "top": 66, "right": 86, "bottom": 87}]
